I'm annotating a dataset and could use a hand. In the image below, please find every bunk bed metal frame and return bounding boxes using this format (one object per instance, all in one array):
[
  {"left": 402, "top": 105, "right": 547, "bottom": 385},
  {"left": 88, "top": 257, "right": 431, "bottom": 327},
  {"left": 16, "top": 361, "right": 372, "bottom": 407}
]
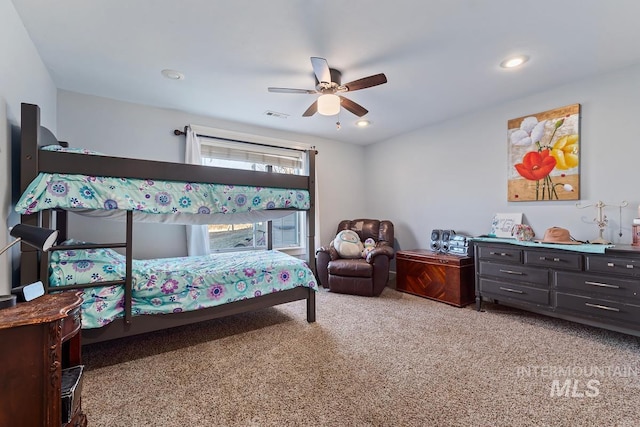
[{"left": 18, "top": 103, "right": 316, "bottom": 344}]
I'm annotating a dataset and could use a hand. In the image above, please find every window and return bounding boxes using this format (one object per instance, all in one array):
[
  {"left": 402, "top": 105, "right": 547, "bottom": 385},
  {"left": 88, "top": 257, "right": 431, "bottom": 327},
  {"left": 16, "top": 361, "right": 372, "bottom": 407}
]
[{"left": 200, "top": 139, "right": 306, "bottom": 253}]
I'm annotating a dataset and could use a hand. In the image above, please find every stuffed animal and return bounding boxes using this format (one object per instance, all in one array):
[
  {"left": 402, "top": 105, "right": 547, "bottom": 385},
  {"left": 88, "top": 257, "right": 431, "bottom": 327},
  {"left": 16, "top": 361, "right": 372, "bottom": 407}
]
[
  {"left": 333, "top": 230, "right": 364, "bottom": 258},
  {"left": 362, "top": 238, "right": 376, "bottom": 258}
]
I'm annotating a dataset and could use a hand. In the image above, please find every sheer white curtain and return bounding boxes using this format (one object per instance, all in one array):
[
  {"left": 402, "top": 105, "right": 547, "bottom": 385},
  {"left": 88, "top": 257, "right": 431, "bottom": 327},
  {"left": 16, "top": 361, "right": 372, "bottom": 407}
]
[{"left": 185, "top": 127, "right": 210, "bottom": 256}]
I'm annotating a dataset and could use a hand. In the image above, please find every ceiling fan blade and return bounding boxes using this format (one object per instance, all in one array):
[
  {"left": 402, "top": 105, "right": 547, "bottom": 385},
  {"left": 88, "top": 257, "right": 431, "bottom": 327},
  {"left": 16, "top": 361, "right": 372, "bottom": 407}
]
[
  {"left": 302, "top": 101, "right": 318, "bottom": 117},
  {"left": 310, "top": 57, "right": 331, "bottom": 84},
  {"left": 339, "top": 96, "right": 368, "bottom": 117},
  {"left": 268, "top": 87, "right": 317, "bottom": 94},
  {"left": 343, "top": 73, "right": 388, "bottom": 92}
]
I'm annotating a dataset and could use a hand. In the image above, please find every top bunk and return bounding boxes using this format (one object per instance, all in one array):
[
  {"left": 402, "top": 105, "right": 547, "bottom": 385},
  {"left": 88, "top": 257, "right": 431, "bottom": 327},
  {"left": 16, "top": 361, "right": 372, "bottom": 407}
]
[{"left": 16, "top": 103, "right": 316, "bottom": 225}]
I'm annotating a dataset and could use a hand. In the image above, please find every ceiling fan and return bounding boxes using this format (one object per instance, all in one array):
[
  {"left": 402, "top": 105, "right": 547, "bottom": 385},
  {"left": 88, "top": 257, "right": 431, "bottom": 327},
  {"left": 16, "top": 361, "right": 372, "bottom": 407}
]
[{"left": 268, "top": 57, "right": 387, "bottom": 117}]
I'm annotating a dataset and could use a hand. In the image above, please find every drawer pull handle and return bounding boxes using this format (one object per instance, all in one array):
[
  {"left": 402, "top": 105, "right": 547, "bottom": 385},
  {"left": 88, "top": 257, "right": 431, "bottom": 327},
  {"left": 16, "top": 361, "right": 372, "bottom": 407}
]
[
  {"left": 499, "top": 286, "right": 524, "bottom": 294},
  {"left": 584, "top": 281, "right": 620, "bottom": 289},
  {"left": 490, "top": 252, "right": 508, "bottom": 256},
  {"left": 539, "top": 256, "right": 561, "bottom": 262},
  {"left": 605, "top": 262, "right": 635, "bottom": 269},
  {"left": 499, "top": 269, "right": 523, "bottom": 275},
  {"left": 585, "top": 302, "right": 620, "bottom": 312}
]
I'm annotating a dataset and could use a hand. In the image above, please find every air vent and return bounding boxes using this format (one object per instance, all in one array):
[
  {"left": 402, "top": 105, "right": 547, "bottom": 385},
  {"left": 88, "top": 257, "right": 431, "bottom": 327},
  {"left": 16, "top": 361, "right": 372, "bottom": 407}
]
[{"left": 264, "top": 111, "right": 289, "bottom": 119}]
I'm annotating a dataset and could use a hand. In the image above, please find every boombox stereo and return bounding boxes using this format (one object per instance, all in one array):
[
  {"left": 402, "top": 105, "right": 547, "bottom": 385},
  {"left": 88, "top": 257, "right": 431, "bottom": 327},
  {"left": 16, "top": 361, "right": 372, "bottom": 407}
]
[{"left": 429, "top": 229, "right": 473, "bottom": 256}]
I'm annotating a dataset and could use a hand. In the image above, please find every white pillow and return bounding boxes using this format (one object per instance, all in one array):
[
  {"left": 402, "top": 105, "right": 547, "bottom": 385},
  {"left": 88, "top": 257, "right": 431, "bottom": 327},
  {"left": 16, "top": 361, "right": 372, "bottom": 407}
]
[{"left": 333, "top": 230, "right": 364, "bottom": 258}]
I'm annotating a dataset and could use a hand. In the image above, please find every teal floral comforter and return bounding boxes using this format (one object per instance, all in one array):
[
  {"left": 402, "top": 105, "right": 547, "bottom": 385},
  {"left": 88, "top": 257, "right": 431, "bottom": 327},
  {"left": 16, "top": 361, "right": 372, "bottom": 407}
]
[
  {"left": 50, "top": 247, "right": 317, "bottom": 329},
  {"left": 15, "top": 173, "right": 310, "bottom": 217}
]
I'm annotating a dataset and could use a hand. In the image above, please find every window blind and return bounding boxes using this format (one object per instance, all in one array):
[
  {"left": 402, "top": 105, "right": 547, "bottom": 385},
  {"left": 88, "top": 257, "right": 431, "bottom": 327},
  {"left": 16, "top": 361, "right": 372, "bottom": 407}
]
[{"left": 200, "top": 138, "right": 304, "bottom": 169}]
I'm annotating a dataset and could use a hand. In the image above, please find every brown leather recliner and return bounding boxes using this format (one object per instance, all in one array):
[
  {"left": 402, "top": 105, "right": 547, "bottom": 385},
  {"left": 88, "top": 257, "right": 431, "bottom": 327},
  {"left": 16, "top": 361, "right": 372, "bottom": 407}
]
[{"left": 316, "top": 219, "right": 395, "bottom": 296}]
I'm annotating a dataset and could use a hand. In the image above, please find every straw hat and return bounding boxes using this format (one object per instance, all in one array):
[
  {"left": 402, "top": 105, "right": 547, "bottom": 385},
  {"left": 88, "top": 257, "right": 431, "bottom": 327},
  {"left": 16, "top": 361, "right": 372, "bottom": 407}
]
[{"left": 536, "top": 227, "right": 582, "bottom": 244}]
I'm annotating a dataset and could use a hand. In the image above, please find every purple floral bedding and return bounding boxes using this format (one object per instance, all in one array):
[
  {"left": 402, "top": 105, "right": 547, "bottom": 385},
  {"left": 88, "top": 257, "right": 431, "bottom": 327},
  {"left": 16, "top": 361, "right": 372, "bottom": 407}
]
[
  {"left": 15, "top": 146, "right": 310, "bottom": 218},
  {"left": 15, "top": 173, "right": 310, "bottom": 218},
  {"left": 50, "top": 246, "right": 317, "bottom": 329}
]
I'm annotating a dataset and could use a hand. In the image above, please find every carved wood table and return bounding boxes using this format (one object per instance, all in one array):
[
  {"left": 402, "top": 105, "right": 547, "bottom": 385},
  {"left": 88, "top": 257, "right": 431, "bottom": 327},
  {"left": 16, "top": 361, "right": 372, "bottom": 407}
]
[{"left": 0, "top": 292, "right": 87, "bottom": 426}]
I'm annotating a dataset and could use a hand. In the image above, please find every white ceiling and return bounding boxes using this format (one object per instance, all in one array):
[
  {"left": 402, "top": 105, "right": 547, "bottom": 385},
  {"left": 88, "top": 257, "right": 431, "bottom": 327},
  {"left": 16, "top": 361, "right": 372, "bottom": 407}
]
[{"left": 10, "top": 0, "right": 640, "bottom": 145}]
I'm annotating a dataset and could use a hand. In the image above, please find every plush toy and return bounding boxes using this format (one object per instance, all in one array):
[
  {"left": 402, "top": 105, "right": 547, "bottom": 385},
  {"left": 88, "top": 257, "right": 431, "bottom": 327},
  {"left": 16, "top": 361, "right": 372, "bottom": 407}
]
[
  {"left": 333, "top": 230, "right": 364, "bottom": 258},
  {"left": 362, "top": 238, "right": 376, "bottom": 258}
]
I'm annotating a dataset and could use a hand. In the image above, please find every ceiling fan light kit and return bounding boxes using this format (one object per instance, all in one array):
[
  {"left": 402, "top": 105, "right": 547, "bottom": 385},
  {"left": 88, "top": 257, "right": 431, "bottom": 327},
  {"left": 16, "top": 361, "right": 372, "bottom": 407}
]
[
  {"left": 268, "top": 57, "right": 387, "bottom": 120},
  {"left": 317, "top": 94, "right": 340, "bottom": 116}
]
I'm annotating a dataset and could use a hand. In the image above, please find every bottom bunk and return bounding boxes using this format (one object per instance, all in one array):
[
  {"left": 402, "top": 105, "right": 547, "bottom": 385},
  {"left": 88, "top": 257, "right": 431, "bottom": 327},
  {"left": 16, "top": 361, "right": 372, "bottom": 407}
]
[
  {"left": 82, "top": 286, "right": 315, "bottom": 344},
  {"left": 47, "top": 244, "right": 317, "bottom": 344}
]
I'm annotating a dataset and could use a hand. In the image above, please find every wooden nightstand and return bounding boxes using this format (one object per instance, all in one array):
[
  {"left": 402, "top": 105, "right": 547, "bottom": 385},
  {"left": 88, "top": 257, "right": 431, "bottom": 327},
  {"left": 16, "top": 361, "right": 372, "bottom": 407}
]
[
  {"left": 0, "top": 292, "right": 87, "bottom": 427},
  {"left": 396, "top": 249, "right": 475, "bottom": 307}
]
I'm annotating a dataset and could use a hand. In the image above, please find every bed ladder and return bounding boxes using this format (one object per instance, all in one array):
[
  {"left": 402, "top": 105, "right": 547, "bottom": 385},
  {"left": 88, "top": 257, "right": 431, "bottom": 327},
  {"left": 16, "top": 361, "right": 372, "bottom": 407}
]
[{"left": 41, "top": 210, "right": 135, "bottom": 324}]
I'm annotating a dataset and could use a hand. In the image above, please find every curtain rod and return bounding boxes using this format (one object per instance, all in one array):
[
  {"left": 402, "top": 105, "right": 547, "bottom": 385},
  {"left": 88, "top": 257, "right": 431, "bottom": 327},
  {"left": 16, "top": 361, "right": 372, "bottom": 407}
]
[
  {"left": 173, "top": 127, "right": 187, "bottom": 136},
  {"left": 173, "top": 127, "right": 296, "bottom": 146},
  {"left": 172, "top": 127, "right": 316, "bottom": 153},
  {"left": 173, "top": 127, "right": 244, "bottom": 143}
]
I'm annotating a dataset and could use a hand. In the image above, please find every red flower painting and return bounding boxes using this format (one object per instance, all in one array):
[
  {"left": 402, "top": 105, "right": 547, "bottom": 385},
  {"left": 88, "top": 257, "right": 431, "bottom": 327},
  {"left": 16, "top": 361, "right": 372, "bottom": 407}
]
[
  {"left": 508, "top": 104, "right": 581, "bottom": 202},
  {"left": 514, "top": 149, "right": 556, "bottom": 181}
]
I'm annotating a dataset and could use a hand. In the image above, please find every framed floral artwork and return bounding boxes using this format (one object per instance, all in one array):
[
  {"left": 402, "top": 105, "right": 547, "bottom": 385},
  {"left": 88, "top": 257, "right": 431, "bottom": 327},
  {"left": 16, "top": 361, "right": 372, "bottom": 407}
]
[
  {"left": 507, "top": 104, "right": 580, "bottom": 201},
  {"left": 489, "top": 213, "right": 523, "bottom": 238}
]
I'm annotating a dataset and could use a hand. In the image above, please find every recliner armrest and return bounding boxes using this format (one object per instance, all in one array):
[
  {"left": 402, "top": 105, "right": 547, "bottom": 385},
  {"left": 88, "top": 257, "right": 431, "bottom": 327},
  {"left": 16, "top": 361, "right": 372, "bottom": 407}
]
[
  {"left": 365, "top": 245, "right": 395, "bottom": 263},
  {"left": 316, "top": 244, "right": 339, "bottom": 261}
]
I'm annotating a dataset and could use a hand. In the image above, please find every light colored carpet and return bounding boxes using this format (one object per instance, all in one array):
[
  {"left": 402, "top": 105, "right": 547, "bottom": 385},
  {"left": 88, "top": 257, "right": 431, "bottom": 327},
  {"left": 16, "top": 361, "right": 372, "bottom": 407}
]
[{"left": 81, "top": 287, "right": 640, "bottom": 427}]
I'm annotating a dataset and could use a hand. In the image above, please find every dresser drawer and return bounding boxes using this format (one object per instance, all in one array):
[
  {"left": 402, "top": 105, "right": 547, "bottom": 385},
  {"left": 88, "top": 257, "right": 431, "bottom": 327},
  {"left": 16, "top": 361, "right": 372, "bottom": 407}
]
[
  {"left": 479, "top": 278, "right": 549, "bottom": 306},
  {"left": 479, "top": 261, "right": 549, "bottom": 288},
  {"left": 556, "top": 292, "right": 640, "bottom": 325},
  {"left": 586, "top": 255, "right": 640, "bottom": 277},
  {"left": 477, "top": 245, "right": 522, "bottom": 263},
  {"left": 555, "top": 271, "right": 640, "bottom": 302},
  {"left": 524, "top": 250, "right": 582, "bottom": 270}
]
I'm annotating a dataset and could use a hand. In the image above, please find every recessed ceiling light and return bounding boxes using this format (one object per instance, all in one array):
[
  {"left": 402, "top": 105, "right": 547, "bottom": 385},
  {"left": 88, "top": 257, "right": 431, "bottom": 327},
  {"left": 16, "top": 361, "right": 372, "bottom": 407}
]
[
  {"left": 355, "top": 119, "right": 371, "bottom": 127},
  {"left": 500, "top": 55, "right": 529, "bottom": 69},
  {"left": 161, "top": 69, "right": 185, "bottom": 80}
]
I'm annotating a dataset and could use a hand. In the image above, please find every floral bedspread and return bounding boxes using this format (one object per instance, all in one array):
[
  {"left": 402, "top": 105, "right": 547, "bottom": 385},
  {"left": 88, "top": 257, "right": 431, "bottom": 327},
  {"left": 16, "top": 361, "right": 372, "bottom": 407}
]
[
  {"left": 50, "top": 247, "right": 317, "bottom": 329},
  {"left": 15, "top": 173, "right": 310, "bottom": 217}
]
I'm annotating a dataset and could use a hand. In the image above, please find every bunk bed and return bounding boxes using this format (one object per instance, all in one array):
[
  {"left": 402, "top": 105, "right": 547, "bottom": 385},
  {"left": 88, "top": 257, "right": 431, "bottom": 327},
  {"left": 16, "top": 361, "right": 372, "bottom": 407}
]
[{"left": 15, "top": 103, "right": 317, "bottom": 344}]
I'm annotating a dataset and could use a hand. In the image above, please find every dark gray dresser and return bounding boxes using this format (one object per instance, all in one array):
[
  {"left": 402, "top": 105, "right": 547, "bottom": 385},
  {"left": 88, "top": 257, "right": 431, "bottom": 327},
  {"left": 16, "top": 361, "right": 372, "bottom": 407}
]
[{"left": 474, "top": 239, "right": 640, "bottom": 337}]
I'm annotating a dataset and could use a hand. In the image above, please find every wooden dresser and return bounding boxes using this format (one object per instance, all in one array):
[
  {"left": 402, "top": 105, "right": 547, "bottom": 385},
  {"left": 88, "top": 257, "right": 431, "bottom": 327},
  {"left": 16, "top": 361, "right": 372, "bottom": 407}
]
[
  {"left": 0, "top": 292, "right": 87, "bottom": 427},
  {"left": 474, "top": 239, "right": 640, "bottom": 337},
  {"left": 396, "top": 249, "right": 475, "bottom": 307}
]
